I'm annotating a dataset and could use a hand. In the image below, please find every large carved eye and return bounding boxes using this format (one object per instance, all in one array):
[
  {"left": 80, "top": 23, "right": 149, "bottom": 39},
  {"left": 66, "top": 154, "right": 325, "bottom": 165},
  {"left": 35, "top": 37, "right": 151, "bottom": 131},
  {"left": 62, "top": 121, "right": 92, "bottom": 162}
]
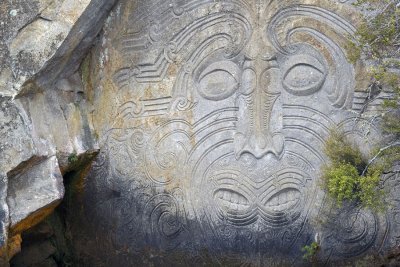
[
  {"left": 197, "top": 61, "right": 240, "bottom": 101},
  {"left": 282, "top": 55, "right": 326, "bottom": 96}
]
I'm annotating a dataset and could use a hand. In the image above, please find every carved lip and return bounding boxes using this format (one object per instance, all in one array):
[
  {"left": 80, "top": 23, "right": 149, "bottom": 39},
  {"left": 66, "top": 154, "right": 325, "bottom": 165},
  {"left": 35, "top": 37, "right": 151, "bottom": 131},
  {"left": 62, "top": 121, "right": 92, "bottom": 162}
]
[
  {"left": 263, "top": 188, "right": 301, "bottom": 213},
  {"left": 214, "top": 188, "right": 250, "bottom": 212},
  {"left": 209, "top": 169, "right": 307, "bottom": 226},
  {"left": 213, "top": 187, "right": 301, "bottom": 214}
]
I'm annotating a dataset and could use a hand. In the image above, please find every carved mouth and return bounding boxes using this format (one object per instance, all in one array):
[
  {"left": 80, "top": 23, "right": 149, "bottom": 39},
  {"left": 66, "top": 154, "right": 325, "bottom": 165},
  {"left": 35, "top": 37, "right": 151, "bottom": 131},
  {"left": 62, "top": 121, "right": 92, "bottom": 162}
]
[
  {"left": 264, "top": 188, "right": 301, "bottom": 213},
  {"left": 214, "top": 189, "right": 250, "bottom": 212},
  {"left": 209, "top": 169, "right": 307, "bottom": 226}
]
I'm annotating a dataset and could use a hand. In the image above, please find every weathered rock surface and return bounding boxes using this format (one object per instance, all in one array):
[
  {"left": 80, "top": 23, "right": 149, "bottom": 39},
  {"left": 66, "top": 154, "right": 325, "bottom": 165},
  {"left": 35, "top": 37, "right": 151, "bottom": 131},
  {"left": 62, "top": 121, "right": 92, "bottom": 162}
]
[
  {"left": 63, "top": 0, "right": 400, "bottom": 266},
  {"left": 0, "top": 0, "right": 399, "bottom": 266},
  {"left": 0, "top": 97, "right": 38, "bottom": 263},
  {"left": 7, "top": 156, "right": 64, "bottom": 234},
  {"left": 0, "top": 0, "right": 116, "bottom": 264},
  {"left": 1, "top": 0, "right": 116, "bottom": 96}
]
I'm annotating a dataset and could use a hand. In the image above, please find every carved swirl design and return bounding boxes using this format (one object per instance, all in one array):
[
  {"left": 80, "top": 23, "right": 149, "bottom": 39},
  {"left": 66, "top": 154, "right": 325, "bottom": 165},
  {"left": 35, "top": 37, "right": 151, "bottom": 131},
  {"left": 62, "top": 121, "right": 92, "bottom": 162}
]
[
  {"left": 144, "top": 120, "right": 191, "bottom": 184},
  {"left": 323, "top": 206, "right": 380, "bottom": 258},
  {"left": 170, "top": 96, "right": 197, "bottom": 111},
  {"left": 142, "top": 189, "right": 187, "bottom": 250},
  {"left": 79, "top": 0, "right": 396, "bottom": 265},
  {"left": 267, "top": 5, "right": 356, "bottom": 109}
]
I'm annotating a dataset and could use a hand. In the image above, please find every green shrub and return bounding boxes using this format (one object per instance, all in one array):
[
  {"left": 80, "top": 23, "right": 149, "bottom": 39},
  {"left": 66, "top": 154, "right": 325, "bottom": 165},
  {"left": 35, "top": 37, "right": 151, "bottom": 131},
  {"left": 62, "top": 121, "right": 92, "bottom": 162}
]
[
  {"left": 358, "top": 166, "right": 384, "bottom": 210},
  {"left": 347, "top": 0, "right": 400, "bottom": 159},
  {"left": 352, "top": 0, "right": 399, "bottom": 60},
  {"left": 302, "top": 241, "right": 319, "bottom": 262},
  {"left": 324, "top": 163, "right": 359, "bottom": 204},
  {"left": 348, "top": 0, "right": 400, "bottom": 150},
  {"left": 324, "top": 131, "right": 364, "bottom": 171},
  {"left": 322, "top": 131, "right": 385, "bottom": 211}
]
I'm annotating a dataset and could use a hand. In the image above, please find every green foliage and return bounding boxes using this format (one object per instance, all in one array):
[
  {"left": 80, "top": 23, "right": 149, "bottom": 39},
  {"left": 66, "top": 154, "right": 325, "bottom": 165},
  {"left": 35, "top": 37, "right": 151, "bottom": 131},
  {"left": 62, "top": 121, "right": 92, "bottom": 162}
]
[
  {"left": 324, "top": 163, "right": 359, "bottom": 204},
  {"left": 341, "top": 0, "right": 400, "bottom": 210},
  {"left": 322, "top": 131, "right": 385, "bottom": 211},
  {"left": 348, "top": 0, "right": 400, "bottom": 115},
  {"left": 352, "top": 0, "right": 400, "bottom": 60},
  {"left": 68, "top": 153, "right": 78, "bottom": 164},
  {"left": 302, "top": 241, "right": 319, "bottom": 262},
  {"left": 358, "top": 166, "right": 384, "bottom": 209},
  {"left": 324, "top": 130, "right": 364, "bottom": 170},
  {"left": 382, "top": 112, "right": 400, "bottom": 136},
  {"left": 380, "top": 144, "right": 400, "bottom": 168},
  {"left": 345, "top": 40, "right": 362, "bottom": 65}
]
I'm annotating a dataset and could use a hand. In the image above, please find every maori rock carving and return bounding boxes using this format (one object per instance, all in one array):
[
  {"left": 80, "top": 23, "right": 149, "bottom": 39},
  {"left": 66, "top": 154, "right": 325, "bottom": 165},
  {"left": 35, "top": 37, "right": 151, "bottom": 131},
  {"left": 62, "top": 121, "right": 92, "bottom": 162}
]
[{"left": 76, "top": 0, "right": 397, "bottom": 265}]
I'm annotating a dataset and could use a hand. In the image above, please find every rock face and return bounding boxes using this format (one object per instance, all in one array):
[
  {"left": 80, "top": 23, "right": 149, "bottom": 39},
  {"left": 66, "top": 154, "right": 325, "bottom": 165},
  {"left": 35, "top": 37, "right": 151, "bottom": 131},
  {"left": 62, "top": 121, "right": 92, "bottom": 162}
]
[
  {"left": 0, "top": 0, "right": 399, "bottom": 266},
  {"left": 63, "top": 0, "right": 399, "bottom": 266},
  {"left": 0, "top": 0, "right": 116, "bottom": 264}
]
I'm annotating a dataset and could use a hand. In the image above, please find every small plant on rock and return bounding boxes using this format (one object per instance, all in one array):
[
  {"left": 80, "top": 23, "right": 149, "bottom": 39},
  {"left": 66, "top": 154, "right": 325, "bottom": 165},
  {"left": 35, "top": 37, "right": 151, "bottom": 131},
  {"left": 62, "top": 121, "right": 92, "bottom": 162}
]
[
  {"left": 322, "top": 130, "right": 385, "bottom": 211},
  {"left": 68, "top": 152, "right": 79, "bottom": 164},
  {"left": 345, "top": 0, "right": 400, "bottom": 176},
  {"left": 302, "top": 241, "right": 320, "bottom": 262}
]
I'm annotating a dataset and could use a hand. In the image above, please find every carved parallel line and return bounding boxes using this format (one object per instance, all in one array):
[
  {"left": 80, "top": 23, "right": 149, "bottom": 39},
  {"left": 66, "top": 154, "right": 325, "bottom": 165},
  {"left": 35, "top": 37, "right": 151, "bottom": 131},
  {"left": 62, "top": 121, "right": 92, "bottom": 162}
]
[
  {"left": 112, "top": 68, "right": 130, "bottom": 89},
  {"left": 285, "top": 137, "right": 325, "bottom": 162},
  {"left": 143, "top": 101, "right": 171, "bottom": 107},
  {"left": 142, "top": 96, "right": 172, "bottom": 102},
  {"left": 202, "top": 151, "right": 234, "bottom": 179},
  {"left": 194, "top": 117, "right": 238, "bottom": 137},
  {"left": 119, "top": 11, "right": 251, "bottom": 85},
  {"left": 285, "top": 150, "right": 316, "bottom": 170},
  {"left": 191, "top": 138, "right": 234, "bottom": 176},
  {"left": 262, "top": 92, "right": 280, "bottom": 129},
  {"left": 269, "top": 5, "right": 356, "bottom": 50},
  {"left": 136, "top": 68, "right": 169, "bottom": 83},
  {"left": 121, "top": 0, "right": 251, "bottom": 52},
  {"left": 121, "top": 39, "right": 151, "bottom": 52},
  {"left": 136, "top": 52, "right": 166, "bottom": 73},
  {"left": 283, "top": 115, "right": 331, "bottom": 133},
  {"left": 183, "top": 0, "right": 252, "bottom": 14},
  {"left": 188, "top": 127, "right": 236, "bottom": 160},
  {"left": 213, "top": 174, "right": 271, "bottom": 195},
  {"left": 172, "top": 34, "right": 235, "bottom": 95},
  {"left": 282, "top": 104, "right": 335, "bottom": 125},
  {"left": 135, "top": 56, "right": 169, "bottom": 82},
  {"left": 173, "top": 14, "right": 227, "bottom": 50},
  {"left": 214, "top": 177, "right": 256, "bottom": 198},
  {"left": 192, "top": 107, "right": 239, "bottom": 129},
  {"left": 218, "top": 210, "right": 258, "bottom": 226},
  {"left": 283, "top": 125, "right": 326, "bottom": 144},
  {"left": 144, "top": 108, "right": 169, "bottom": 112}
]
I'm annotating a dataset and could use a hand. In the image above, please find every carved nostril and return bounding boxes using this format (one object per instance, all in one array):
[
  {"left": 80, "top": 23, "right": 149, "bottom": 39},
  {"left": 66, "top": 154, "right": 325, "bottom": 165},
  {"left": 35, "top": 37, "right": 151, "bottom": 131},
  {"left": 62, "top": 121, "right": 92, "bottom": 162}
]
[
  {"left": 256, "top": 133, "right": 267, "bottom": 149},
  {"left": 272, "top": 133, "right": 285, "bottom": 156},
  {"left": 234, "top": 132, "right": 284, "bottom": 159}
]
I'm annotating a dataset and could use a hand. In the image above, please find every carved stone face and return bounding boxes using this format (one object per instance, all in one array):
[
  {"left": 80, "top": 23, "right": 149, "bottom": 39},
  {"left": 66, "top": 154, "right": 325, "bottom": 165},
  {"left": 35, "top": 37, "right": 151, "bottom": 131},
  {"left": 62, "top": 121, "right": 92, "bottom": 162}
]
[{"left": 78, "top": 0, "right": 395, "bottom": 264}]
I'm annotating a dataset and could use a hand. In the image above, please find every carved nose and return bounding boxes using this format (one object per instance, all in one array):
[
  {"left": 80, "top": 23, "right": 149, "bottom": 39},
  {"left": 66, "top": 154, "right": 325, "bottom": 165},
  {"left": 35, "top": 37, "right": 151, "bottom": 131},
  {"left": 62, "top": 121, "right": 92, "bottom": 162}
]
[
  {"left": 235, "top": 128, "right": 285, "bottom": 159},
  {"left": 234, "top": 64, "right": 285, "bottom": 159}
]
